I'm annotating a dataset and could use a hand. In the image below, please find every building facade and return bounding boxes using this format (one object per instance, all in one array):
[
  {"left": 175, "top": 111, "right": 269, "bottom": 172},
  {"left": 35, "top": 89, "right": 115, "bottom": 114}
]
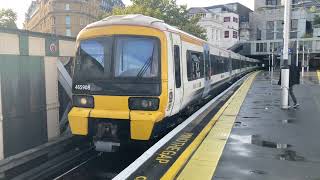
[
  {"left": 24, "top": 0, "right": 124, "bottom": 37},
  {"left": 189, "top": 3, "right": 252, "bottom": 49},
  {"left": 249, "top": 0, "right": 315, "bottom": 55},
  {"left": 243, "top": 0, "right": 320, "bottom": 69},
  {"left": 188, "top": 8, "right": 224, "bottom": 47}
]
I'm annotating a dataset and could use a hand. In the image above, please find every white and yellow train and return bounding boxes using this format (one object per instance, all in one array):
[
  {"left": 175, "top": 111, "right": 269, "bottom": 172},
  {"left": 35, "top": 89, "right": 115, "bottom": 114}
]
[{"left": 68, "top": 14, "right": 259, "bottom": 145}]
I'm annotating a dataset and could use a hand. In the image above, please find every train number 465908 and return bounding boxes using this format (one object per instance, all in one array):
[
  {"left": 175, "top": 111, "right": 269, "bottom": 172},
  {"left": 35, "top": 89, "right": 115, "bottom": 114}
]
[{"left": 74, "top": 84, "right": 91, "bottom": 90}]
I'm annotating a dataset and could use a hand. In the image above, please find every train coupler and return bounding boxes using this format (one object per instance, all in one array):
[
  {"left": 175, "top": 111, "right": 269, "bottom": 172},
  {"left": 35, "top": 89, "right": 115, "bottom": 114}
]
[{"left": 94, "top": 141, "right": 120, "bottom": 152}]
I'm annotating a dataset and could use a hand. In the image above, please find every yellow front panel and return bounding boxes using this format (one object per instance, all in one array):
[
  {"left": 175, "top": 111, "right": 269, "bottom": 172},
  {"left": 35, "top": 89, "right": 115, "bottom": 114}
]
[
  {"left": 130, "top": 111, "right": 164, "bottom": 140},
  {"left": 131, "top": 121, "right": 155, "bottom": 140},
  {"left": 90, "top": 109, "right": 129, "bottom": 119},
  {"left": 68, "top": 107, "right": 91, "bottom": 135},
  {"left": 94, "top": 96, "right": 129, "bottom": 110}
]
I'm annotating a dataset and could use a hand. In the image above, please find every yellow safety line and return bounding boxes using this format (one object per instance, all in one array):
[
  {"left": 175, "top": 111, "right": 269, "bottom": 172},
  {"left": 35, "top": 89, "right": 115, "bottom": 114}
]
[
  {"left": 176, "top": 72, "right": 257, "bottom": 180},
  {"left": 317, "top": 70, "right": 320, "bottom": 83},
  {"left": 160, "top": 72, "right": 259, "bottom": 180}
]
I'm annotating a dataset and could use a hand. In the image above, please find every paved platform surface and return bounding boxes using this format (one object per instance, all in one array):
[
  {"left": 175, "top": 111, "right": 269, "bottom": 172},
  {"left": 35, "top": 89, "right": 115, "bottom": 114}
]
[{"left": 212, "top": 71, "right": 320, "bottom": 180}]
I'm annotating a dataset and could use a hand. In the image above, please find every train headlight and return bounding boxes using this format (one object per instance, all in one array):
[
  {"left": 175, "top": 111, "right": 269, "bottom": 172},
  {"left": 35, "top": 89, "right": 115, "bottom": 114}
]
[
  {"left": 129, "top": 97, "right": 160, "bottom": 111},
  {"left": 73, "top": 95, "right": 94, "bottom": 108}
]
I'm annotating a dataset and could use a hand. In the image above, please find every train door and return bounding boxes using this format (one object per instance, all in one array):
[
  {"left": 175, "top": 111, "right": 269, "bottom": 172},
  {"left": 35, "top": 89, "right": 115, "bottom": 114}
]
[
  {"left": 202, "top": 44, "right": 211, "bottom": 98},
  {"left": 229, "top": 52, "right": 233, "bottom": 77},
  {"left": 171, "top": 33, "right": 184, "bottom": 115}
]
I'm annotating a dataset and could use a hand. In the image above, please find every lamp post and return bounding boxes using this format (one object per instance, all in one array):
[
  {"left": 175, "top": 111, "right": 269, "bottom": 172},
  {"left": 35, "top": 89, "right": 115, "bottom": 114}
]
[
  {"left": 307, "top": 48, "right": 310, "bottom": 72},
  {"left": 269, "top": 53, "right": 271, "bottom": 72},
  {"left": 302, "top": 45, "right": 305, "bottom": 77},
  {"left": 296, "top": 40, "right": 299, "bottom": 66},
  {"left": 281, "top": 0, "right": 291, "bottom": 109}
]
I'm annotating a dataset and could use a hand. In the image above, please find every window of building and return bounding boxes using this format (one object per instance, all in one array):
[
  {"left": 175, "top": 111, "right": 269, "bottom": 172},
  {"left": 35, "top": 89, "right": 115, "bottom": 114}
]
[
  {"left": 256, "top": 43, "right": 268, "bottom": 52},
  {"left": 233, "top": 31, "right": 238, "bottom": 38},
  {"left": 224, "top": 17, "right": 230, "bottom": 22},
  {"left": 292, "top": 0, "right": 299, "bottom": 5},
  {"left": 224, "top": 31, "right": 229, "bottom": 38},
  {"left": 216, "top": 29, "right": 219, "bottom": 40},
  {"left": 65, "top": 15, "right": 71, "bottom": 26},
  {"left": 256, "top": 43, "right": 260, "bottom": 52},
  {"left": 290, "top": 19, "right": 298, "bottom": 38},
  {"left": 187, "top": 50, "right": 204, "bottom": 81},
  {"left": 80, "top": 18, "right": 83, "bottom": 26},
  {"left": 233, "top": 17, "right": 238, "bottom": 23},
  {"left": 65, "top": 4, "right": 70, "bottom": 10},
  {"left": 291, "top": 19, "right": 298, "bottom": 30},
  {"left": 66, "top": 28, "right": 71, "bottom": 36},
  {"left": 212, "top": 29, "right": 215, "bottom": 40},
  {"left": 256, "top": 28, "right": 261, "bottom": 40},
  {"left": 266, "top": 21, "right": 274, "bottom": 40},
  {"left": 263, "top": 42, "right": 267, "bottom": 52},
  {"left": 276, "top": 20, "right": 284, "bottom": 39},
  {"left": 51, "top": 16, "right": 55, "bottom": 25},
  {"left": 266, "top": 0, "right": 278, "bottom": 5}
]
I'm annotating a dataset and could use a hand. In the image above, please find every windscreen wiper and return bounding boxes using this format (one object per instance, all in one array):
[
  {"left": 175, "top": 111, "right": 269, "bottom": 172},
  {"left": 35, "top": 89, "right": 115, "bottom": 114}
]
[
  {"left": 137, "top": 56, "right": 153, "bottom": 78},
  {"left": 136, "top": 45, "right": 155, "bottom": 78}
]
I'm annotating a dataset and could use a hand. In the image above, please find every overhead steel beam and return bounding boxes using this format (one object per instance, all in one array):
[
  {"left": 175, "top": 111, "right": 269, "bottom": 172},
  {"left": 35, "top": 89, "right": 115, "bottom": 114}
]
[{"left": 57, "top": 59, "right": 72, "bottom": 99}]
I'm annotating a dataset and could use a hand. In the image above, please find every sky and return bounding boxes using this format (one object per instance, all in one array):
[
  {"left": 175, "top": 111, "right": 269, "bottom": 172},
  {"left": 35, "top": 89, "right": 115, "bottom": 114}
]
[{"left": 0, "top": 0, "right": 254, "bottom": 29}]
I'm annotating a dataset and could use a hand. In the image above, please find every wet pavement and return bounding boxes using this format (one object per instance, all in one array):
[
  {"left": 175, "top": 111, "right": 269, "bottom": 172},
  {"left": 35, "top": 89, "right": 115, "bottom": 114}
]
[{"left": 214, "top": 71, "right": 320, "bottom": 180}]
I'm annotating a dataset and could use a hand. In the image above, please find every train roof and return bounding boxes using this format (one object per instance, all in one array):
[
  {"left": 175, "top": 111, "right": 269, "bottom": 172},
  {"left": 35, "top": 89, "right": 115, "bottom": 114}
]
[
  {"left": 86, "top": 14, "right": 206, "bottom": 43},
  {"left": 83, "top": 14, "right": 259, "bottom": 62}
]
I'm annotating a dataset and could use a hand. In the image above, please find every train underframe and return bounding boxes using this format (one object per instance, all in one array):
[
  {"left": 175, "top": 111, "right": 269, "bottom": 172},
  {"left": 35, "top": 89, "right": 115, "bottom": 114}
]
[{"left": 87, "top": 70, "right": 252, "bottom": 152}]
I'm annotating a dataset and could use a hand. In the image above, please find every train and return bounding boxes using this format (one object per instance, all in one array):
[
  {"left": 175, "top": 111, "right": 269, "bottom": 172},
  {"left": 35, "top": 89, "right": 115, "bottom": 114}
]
[{"left": 68, "top": 14, "right": 259, "bottom": 150}]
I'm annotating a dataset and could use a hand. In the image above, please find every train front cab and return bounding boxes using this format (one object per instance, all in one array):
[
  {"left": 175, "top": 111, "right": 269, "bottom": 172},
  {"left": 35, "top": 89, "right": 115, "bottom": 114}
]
[{"left": 68, "top": 25, "right": 170, "bottom": 141}]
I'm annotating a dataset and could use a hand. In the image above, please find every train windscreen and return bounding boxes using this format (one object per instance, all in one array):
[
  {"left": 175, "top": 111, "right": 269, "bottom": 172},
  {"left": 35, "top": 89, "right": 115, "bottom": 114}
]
[{"left": 73, "top": 36, "right": 161, "bottom": 96}]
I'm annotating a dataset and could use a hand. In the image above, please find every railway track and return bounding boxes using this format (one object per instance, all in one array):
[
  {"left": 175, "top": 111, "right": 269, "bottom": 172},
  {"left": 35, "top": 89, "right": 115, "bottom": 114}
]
[{"left": 53, "top": 143, "right": 152, "bottom": 180}]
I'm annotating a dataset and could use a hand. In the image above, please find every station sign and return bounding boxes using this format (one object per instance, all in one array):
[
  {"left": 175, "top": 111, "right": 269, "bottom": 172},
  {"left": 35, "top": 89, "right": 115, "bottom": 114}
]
[{"left": 46, "top": 38, "right": 59, "bottom": 57}]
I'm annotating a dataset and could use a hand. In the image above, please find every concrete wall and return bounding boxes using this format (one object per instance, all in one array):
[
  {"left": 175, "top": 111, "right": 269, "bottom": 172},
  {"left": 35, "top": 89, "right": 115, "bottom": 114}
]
[
  {"left": 0, "top": 33, "right": 19, "bottom": 55},
  {"left": 44, "top": 57, "right": 60, "bottom": 139},
  {"left": 0, "top": 28, "right": 75, "bottom": 158},
  {"left": 0, "top": 75, "right": 3, "bottom": 159}
]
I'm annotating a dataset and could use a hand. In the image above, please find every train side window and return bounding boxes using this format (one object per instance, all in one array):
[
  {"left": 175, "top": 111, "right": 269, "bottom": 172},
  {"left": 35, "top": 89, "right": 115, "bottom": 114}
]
[
  {"left": 219, "top": 57, "right": 228, "bottom": 74},
  {"left": 187, "top": 50, "right": 204, "bottom": 81},
  {"left": 204, "top": 50, "right": 210, "bottom": 77},
  {"left": 222, "top": 58, "right": 228, "bottom": 73},
  {"left": 210, "top": 54, "right": 216, "bottom": 75},
  {"left": 217, "top": 56, "right": 221, "bottom": 74},
  {"left": 174, "top": 45, "right": 181, "bottom": 88}
]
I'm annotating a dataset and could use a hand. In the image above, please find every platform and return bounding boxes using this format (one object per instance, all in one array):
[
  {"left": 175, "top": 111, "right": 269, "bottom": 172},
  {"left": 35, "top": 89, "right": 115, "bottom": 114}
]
[
  {"left": 114, "top": 71, "right": 320, "bottom": 180},
  {"left": 177, "top": 71, "right": 320, "bottom": 180}
]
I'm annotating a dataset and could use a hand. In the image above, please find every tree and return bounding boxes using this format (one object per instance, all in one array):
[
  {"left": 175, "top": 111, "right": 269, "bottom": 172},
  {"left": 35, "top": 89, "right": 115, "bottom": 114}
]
[
  {"left": 103, "top": 0, "right": 207, "bottom": 40},
  {"left": 0, "top": 8, "right": 17, "bottom": 29},
  {"left": 314, "top": 15, "right": 320, "bottom": 25}
]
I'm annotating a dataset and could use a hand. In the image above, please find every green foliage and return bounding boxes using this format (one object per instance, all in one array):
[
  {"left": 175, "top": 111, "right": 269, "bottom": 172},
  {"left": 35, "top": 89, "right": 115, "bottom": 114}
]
[
  {"left": 0, "top": 8, "right": 17, "bottom": 29},
  {"left": 309, "top": 5, "right": 318, "bottom": 13},
  {"left": 303, "top": 33, "right": 313, "bottom": 38},
  {"left": 314, "top": 14, "right": 320, "bottom": 26},
  {"left": 103, "top": 0, "right": 207, "bottom": 40}
]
